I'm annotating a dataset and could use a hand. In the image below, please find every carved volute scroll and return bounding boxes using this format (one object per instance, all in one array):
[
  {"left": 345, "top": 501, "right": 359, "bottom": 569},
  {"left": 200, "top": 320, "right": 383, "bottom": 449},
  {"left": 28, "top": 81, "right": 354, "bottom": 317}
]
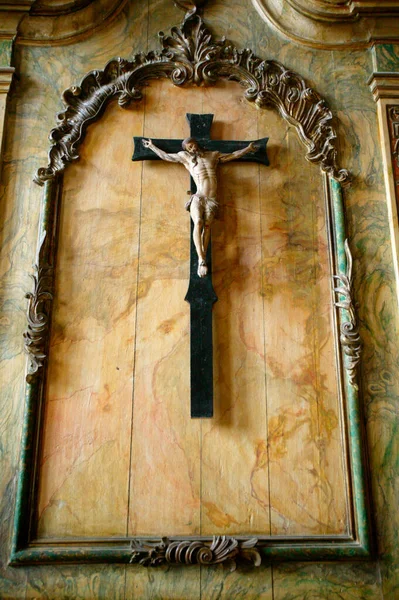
[
  {"left": 130, "top": 536, "right": 261, "bottom": 570},
  {"left": 34, "top": 14, "right": 349, "bottom": 187},
  {"left": 333, "top": 240, "right": 361, "bottom": 389},
  {"left": 23, "top": 231, "right": 54, "bottom": 383}
]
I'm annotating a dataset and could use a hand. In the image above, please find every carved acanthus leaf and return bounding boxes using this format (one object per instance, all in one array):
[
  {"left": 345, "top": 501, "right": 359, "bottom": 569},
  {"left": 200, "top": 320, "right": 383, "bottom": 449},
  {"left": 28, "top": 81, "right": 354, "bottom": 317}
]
[
  {"left": 34, "top": 15, "right": 348, "bottom": 186},
  {"left": 130, "top": 536, "right": 261, "bottom": 570},
  {"left": 23, "top": 232, "right": 54, "bottom": 383},
  {"left": 333, "top": 240, "right": 361, "bottom": 389},
  {"left": 388, "top": 106, "right": 399, "bottom": 196}
]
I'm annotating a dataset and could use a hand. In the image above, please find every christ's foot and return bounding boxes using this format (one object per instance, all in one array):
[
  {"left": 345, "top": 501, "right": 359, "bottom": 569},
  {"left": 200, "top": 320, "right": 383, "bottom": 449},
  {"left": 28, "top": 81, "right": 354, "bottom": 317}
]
[{"left": 198, "top": 260, "right": 208, "bottom": 278}]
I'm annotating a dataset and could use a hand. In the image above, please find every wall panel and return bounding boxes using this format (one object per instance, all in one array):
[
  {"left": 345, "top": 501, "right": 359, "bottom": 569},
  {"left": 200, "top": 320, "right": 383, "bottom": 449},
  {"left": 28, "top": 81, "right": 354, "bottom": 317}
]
[{"left": 1, "top": 0, "right": 395, "bottom": 597}]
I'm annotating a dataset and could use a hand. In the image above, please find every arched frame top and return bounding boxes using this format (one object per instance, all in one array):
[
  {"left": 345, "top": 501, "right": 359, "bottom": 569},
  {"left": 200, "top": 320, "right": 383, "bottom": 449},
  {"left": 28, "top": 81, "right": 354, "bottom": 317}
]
[
  {"left": 35, "top": 15, "right": 349, "bottom": 187},
  {"left": 11, "top": 13, "right": 371, "bottom": 569}
]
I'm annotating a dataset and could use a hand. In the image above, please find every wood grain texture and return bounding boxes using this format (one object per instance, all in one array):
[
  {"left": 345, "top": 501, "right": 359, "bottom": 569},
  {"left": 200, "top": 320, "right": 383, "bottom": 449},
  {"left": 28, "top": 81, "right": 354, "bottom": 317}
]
[
  {"left": 200, "top": 82, "right": 270, "bottom": 535},
  {"left": 259, "top": 113, "right": 349, "bottom": 536},
  {"left": 37, "top": 104, "right": 144, "bottom": 538},
  {"left": 0, "top": 0, "right": 397, "bottom": 597},
  {"left": 128, "top": 80, "right": 201, "bottom": 536}
]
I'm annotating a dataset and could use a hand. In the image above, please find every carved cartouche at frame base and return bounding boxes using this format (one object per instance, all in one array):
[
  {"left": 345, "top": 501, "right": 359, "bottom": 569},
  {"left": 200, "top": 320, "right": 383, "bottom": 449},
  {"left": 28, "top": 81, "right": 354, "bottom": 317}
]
[{"left": 130, "top": 536, "right": 261, "bottom": 570}]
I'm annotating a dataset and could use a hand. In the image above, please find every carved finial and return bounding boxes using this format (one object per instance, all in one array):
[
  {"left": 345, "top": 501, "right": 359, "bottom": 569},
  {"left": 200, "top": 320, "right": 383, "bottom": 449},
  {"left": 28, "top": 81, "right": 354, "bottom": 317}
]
[{"left": 174, "top": 0, "right": 207, "bottom": 21}]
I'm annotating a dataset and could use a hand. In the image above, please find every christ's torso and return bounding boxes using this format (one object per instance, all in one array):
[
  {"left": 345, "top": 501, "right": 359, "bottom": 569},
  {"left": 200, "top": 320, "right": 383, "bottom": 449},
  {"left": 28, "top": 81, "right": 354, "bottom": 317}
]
[{"left": 180, "top": 150, "right": 219, "bottom": 198}]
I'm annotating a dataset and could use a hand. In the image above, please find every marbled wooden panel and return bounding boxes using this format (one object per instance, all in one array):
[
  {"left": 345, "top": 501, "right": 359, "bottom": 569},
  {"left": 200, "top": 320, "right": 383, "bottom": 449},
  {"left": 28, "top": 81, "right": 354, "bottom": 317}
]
[
  {"left": 126, "top": 78, "right": 347, "bottom": 537},
  {"left": 128, "top": 81, "right": 201, "bottom": 536},
  {"left": 35, "top": 75, "right": 350, "bottom": 540},
  {"left": 272, "top": 563, "right": 383, "bottom": 600},
  {"left": 259, "top": 113, "right": 348, "bottom": 535},
  {"left": 200, "top": 565, "right": 273, "bottom": 599},
  {"left": 25, "top": 565, "right": 126, "bottom": 600},
  {"left": 373, "top": 44, "right": 399, "bottom": 72},
  {"left": 37, "top": 104, "right": 144, "bottom": 537},
  {"left": 200, "top": 83, "right": 269, "bottom": 535}
]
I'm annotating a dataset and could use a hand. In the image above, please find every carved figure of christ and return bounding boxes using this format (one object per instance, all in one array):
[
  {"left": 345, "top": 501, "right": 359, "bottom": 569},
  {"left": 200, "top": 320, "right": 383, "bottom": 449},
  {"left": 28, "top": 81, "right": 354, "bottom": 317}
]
[
  {"left": 142, "top": 137, "right": 258, "bottom": 277},
  {"left": 133, "top": 113, "right": 269, "bottom": 418}
]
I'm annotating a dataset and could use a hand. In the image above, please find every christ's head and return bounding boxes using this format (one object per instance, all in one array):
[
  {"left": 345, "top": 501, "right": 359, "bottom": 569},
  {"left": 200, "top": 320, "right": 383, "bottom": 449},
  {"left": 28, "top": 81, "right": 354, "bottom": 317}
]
[{"left": 182, "top": 137, "right": 203, "bottom": 155}]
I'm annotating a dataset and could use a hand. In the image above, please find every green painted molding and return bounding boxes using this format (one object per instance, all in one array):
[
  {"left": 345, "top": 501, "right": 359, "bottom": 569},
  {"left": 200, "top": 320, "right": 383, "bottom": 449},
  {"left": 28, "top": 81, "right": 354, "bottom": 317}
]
[
  {"left": 0, "top": 39, "right": 12, "bottom": 68},
  {"left": 331, "top": 179, "right": 347, "bottom": 274},
  {"left": 330, "top": 179, "right": 371, "bottom": 557},
  {"left": 372, "top": 44, "right": 399, "bottom": 74}
]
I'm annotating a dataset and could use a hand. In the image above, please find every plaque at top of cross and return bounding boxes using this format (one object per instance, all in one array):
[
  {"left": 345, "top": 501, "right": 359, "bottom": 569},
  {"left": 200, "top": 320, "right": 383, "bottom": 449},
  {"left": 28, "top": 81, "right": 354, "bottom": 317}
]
[{"left": 133, "top": 113, "right": 269, "bottom": 418}]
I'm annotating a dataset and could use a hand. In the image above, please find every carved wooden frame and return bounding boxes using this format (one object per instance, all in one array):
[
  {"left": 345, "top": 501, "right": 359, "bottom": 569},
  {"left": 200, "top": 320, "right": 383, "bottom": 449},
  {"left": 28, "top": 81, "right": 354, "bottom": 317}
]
[
  {"left": 387, "top": 105, "right": 399, "bottom": 210},
  {"left": 11, "top": 12, "right": 371, "bottom": 569}
]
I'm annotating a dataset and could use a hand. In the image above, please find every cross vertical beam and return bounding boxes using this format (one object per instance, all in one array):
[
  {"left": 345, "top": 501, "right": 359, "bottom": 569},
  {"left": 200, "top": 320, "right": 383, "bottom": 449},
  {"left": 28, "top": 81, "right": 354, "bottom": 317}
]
[{"left": 184, "top": 114, "right": 218, "bottom": 417}]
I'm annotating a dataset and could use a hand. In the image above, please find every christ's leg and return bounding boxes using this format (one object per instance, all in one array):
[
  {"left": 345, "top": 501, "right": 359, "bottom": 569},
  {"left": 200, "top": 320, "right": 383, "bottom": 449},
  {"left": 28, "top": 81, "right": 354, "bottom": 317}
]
[
  {"left": 190, "top": 199, "right": 207, "bottom": 277},
  {"left": 202, "top": 215, "right": 215, "bottom": 258},
  {"left": 202, "top": 201, "right": 217, "bottom": 262}
]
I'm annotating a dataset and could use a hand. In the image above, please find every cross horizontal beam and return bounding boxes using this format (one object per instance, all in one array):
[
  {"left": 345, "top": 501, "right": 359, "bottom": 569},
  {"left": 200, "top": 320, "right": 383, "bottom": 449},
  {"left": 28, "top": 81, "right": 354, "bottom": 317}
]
[{"left": 133, "top": 137, "right": 269, "bottom": 166}]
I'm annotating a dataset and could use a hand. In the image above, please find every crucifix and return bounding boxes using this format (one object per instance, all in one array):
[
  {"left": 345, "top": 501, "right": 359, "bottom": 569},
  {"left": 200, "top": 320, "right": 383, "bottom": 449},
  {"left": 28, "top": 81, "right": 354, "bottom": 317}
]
[{"left": 133, "top": 113, "right": 269, "bottom": 418}]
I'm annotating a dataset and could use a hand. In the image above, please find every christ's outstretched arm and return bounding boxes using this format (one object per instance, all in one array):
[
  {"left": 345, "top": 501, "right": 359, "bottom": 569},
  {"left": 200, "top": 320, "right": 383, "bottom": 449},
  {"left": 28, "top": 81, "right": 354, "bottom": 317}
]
[
  {"left": 142, "top": 139, "right": 183, "bottom": 163},
  {"left": 218, "top": 141, "right": 258, "bottom": 163}
]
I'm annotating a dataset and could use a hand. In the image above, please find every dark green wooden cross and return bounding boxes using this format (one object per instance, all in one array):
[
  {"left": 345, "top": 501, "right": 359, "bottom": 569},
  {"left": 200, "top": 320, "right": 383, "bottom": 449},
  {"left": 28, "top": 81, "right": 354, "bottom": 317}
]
[{"left": 133, "top": 113, "right": 269, "bottom": 418}]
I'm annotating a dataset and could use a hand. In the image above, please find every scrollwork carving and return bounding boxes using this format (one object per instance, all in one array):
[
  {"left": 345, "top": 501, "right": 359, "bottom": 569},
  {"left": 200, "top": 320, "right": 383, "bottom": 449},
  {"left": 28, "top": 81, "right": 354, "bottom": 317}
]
[
  {"left": 333, "top": 240, "right": 361, "bottom": 389},
  {"left": 23, "top": 232, "right": 54, "bottom": 383},
  {"left": 130, "top": 536, "right": 261, "bottom": 570},
  {"left": 387, "top": 106, "right": 399, "bottom": 206},
  {"left": 34, "top": 14, "right": 348, "bottom": 186}
]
